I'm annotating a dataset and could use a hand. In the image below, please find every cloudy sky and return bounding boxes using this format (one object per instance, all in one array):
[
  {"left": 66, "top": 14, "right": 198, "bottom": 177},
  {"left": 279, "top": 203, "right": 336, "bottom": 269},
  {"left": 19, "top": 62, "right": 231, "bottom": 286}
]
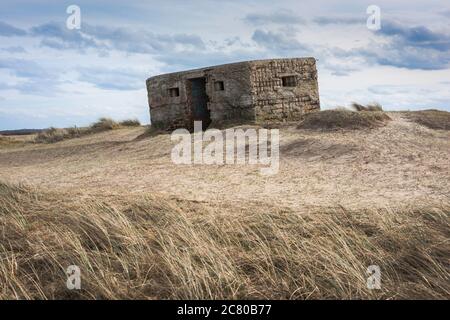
[{"left": 0, "top": 0, "right": 449, "bottom": 129}]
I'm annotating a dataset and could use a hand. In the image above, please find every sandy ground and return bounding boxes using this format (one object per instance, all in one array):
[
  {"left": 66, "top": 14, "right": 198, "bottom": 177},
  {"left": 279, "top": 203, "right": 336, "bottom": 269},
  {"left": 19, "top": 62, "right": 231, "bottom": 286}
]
[{"left": 0, "top": 113, "right": 449, "bottom": 210}]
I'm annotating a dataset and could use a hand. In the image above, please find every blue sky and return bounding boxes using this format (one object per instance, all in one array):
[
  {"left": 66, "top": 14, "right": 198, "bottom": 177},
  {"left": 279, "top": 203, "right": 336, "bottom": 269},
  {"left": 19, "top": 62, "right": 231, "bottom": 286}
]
[{"left": 0, "top": 0, "right": 449, "bottom": 129}]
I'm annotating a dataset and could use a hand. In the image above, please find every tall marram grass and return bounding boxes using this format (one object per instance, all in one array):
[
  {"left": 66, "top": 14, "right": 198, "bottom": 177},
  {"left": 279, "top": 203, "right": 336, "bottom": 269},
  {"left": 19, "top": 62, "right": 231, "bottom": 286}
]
[
  {"left": 89, "top": 117, "right": 120, "bottom": 132},
  {"left": 0, "top": 181, "right": 448, "bottom": 299}
]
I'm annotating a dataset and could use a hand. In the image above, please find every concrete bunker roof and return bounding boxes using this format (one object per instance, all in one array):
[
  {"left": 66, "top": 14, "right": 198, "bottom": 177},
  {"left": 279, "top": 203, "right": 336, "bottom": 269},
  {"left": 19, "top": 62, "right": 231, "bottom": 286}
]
[{"left": 146, "top": 57, "right": 316, "bottom": 82}]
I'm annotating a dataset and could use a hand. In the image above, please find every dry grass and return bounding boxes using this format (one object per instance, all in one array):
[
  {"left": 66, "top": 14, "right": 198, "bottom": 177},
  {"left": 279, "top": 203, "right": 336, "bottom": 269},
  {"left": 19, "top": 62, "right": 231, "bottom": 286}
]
[
  {"left": 0, "top": 136, "right": 16, "bottom": 146},
  {"left": 34, "top": 127, "right": 73, "bottom": 143},
  {"left": 134, "top": 126, "right": 166, "bottom": 140},
  {"left": 1, "top": 114, "right": 449, "bottom": 300},
  {"left": 352, "top": 102, "right": 384, "bottom": 112},
  {"left": 298, "top": 109, "right": 391, "bottom": 130},
  {"left": 0, "top": 135, "right": 30, "bottom": 148},
  {"left": 119, "top": 119, "right": 141, "bottom": 127},
  {"left": 402, "top": 110, "right": 450, "bottom": 130},
  {"left": 34, "top": 118, "right": 141, "bottom": 143},
  {"left": 0, "top": 181, "right": 448, "bottom": 300},
  {"left": 90, "top": 118, "right": 121, "bottom": 132}
]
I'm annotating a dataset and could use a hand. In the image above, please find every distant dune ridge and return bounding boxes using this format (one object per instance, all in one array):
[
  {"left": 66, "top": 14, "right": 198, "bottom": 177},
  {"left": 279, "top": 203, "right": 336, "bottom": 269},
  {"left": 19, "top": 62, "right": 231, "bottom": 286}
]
[
  {"left": 0, "top": 109, "right": 449, "bottom": 299},
  {"left": 33, "top": 118, "right": 141, "bottom": 144},
  {"left": 0, "top": 129, "right": 42, "bottom": 136}
]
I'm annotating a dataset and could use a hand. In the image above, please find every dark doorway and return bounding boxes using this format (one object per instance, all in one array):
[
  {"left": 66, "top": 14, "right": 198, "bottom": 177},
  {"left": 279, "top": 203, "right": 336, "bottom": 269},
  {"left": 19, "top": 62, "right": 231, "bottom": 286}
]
[{"left": 189, "top": 77, "right": 211, "bottom": 130}]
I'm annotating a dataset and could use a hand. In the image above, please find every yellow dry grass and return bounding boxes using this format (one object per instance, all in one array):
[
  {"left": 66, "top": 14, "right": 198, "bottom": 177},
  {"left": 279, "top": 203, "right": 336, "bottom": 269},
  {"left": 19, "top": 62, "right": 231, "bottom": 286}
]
[
  {"left": 0, "top": 111, "right": 449, "bottom": 299},
  {"left": 0, "top": 182, "right": 448, "bottom": 299}
]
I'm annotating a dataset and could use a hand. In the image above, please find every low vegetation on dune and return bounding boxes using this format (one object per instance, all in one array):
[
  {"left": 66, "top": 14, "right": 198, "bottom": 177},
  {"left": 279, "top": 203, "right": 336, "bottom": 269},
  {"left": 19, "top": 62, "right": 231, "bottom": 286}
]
[
  {"left": 119, "top": 119, "right": 141, "bottom": 127},
  {"left": 34, "top": 118, "right": 141, "bottom": 143},
  {"left": 0, "top": 181, "right": 448, "bottom": 299},
  {"left": 298, "top": 109, "right": 391, "bottom": 131},
  {"left": 0, "top": 136, "right": 24, "bottom": 147},
  {"left": 34, "top": 127, "right": 78, "bottom": 143},
  {"left": 402, "top": 110, "right": 450, "bottom": 130},
  {"left": 0, "top": 136, "right": 13, "bottom": 144},
  {"left": 351, "top": 102, "right": 384, "bottom": 112},
  {"left": 89, "top": 117, "right": 121, "bottom": 132}
]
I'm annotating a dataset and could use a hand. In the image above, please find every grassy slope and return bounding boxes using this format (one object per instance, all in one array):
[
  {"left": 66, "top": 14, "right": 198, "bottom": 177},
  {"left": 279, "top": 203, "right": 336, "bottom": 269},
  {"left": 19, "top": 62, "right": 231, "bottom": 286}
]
[
  {"left": 401, "top": 110, "right": 450, "bottom": 130},
  {"left": 0, "top": 110, "right": 449, "bottom": 299},
  {"left": 298, "top": 109, "right": 391, "bottom": 130}
]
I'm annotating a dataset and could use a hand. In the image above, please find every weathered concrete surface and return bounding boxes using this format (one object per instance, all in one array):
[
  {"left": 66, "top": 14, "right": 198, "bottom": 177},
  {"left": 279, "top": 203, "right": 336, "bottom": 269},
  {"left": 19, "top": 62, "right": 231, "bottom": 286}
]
[
  {"left": 146, "top": 58, "right": 320, "bottom": 130},
  {"left": 250, "top": 58, "right": 320, "bottom": 122}
]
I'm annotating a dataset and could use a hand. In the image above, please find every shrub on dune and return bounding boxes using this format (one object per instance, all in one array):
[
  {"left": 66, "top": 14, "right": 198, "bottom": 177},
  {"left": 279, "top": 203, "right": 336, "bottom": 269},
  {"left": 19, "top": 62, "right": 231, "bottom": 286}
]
[
  {"left": 351, "top": 102, "right": 384, "bottom": 112},
  {"left": 119, "top": 119, "right": 141, "bottom": 127},
  {"left": 89, "top": 117, "right": 120, "bottom": 132}
]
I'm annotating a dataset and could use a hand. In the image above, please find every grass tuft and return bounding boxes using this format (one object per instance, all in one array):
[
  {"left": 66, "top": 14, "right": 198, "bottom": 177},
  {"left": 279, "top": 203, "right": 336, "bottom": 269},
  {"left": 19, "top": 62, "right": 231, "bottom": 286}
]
[
  {"left": 351, "top": 102, "right": 384, "bottom": 112},
  {"left": 119, "top": 119, "right": 141, "bottom": 127},
  {"left": 34, "top": 127, "right": 69, "bottom": 143},
  {"left": 89, "top": 118, "right": 120, "bottom": 132},
  {"left": 298, "top": 109, "right": 391, "bottom": 131}
]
